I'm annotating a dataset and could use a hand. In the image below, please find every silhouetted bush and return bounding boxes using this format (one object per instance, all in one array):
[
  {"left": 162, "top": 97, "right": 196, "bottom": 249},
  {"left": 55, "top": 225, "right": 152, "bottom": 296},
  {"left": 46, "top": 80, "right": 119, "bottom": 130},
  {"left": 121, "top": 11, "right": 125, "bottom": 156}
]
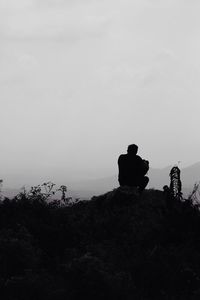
[{"left": 1, "top": 187, "right": 200, "bottom": 299}]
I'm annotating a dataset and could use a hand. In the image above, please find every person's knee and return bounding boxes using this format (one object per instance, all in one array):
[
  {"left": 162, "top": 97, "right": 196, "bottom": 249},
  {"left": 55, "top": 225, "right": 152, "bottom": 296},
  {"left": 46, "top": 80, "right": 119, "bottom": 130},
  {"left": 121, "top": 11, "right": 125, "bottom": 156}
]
[
  {"left": 138, "top": 176, "right": 148, "bottom": 188},
  {"left": 141, "top": 176, "right": 149, "bottom": 190}
]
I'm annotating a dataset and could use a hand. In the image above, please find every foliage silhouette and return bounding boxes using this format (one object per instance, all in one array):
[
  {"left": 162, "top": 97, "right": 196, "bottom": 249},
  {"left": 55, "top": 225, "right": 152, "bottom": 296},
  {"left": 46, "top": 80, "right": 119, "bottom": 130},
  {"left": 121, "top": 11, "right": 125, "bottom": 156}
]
[{"left": 1, "top": 186, "right": 200, "bottom": 299}]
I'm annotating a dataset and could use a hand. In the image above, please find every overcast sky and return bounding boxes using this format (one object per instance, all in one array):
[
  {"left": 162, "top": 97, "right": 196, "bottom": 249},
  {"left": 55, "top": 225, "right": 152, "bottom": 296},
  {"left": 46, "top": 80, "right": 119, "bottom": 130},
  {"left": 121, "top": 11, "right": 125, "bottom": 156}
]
[{"left": 1, "top": 0, "right": 200, "bottom": 185}]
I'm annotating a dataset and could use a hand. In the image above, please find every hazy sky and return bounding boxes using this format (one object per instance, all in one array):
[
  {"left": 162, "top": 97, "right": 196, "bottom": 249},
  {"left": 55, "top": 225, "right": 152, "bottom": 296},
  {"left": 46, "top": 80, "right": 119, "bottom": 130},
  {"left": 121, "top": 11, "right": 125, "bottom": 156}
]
[{"left": 1, "top": 0, "right": 200, "bottom": 184}]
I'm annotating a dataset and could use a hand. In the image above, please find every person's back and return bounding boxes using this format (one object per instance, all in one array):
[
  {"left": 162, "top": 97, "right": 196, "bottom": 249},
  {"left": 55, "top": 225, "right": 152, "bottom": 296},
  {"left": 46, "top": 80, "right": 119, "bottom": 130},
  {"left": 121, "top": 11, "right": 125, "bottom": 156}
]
[
  {"left": 118, "top": 144, "right": 149, "bottom": 192},
  {"left": 118, "top": 153, "right": 143, "bottom": 185}
]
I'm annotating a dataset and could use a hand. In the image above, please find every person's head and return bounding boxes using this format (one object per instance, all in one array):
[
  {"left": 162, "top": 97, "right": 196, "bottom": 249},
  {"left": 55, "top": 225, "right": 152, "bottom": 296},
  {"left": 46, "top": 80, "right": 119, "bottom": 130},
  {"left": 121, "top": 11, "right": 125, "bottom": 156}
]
[{"left": 127, "top": 144, "right": 138, "bottom": 155}]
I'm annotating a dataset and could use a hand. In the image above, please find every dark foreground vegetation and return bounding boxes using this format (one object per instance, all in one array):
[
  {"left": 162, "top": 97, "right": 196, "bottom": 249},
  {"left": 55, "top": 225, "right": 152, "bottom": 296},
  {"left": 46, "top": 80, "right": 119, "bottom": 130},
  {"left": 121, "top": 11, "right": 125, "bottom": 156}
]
[{"left": 0, "top": 187, "right": 200, "bottom": 299}]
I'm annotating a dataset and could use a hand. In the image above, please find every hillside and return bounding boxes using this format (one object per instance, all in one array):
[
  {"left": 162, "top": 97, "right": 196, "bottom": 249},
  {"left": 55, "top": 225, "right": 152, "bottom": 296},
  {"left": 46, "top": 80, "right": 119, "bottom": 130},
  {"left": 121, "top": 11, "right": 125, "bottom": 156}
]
[{"left": 1, "top": 187, "right": 200, "bottom": 299}]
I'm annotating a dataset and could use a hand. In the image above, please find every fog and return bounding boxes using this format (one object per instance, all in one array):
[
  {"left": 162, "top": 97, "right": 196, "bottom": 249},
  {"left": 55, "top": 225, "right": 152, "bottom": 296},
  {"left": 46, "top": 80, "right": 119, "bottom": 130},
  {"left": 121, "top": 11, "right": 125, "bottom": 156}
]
[{"left": 1, "top": 0, "right": 200, "bottom": 187}]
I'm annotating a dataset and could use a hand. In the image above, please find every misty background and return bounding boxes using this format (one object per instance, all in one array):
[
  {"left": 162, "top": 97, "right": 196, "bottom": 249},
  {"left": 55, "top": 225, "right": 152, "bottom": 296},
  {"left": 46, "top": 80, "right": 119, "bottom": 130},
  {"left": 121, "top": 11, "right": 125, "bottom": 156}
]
[{"left": 1, "top": 0, "right": 200, "bottom": 194}]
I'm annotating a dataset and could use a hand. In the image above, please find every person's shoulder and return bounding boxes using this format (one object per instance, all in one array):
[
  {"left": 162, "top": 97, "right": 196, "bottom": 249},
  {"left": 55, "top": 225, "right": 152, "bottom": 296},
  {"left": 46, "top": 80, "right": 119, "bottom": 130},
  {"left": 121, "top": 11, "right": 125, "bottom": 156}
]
[
  {"left": 135, "top": 155, "right": 143, "bottom": 161},
  {"left": 118, "top": 154, "right": 127, "bottom": 161}
]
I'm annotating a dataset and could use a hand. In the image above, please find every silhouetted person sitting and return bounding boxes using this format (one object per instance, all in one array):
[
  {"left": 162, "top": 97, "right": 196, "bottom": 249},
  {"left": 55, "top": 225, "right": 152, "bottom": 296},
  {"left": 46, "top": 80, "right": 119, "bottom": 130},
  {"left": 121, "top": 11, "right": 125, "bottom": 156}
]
[{"left": 118, "top": 144, "right": 149, "bottom": 192}]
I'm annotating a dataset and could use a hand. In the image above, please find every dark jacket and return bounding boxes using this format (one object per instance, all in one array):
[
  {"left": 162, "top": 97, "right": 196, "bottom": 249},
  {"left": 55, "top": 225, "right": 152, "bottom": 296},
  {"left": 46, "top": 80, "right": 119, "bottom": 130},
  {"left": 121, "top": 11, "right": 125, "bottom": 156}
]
[{"left": 118, "top": 154, "right": 146, "bottom": 186}]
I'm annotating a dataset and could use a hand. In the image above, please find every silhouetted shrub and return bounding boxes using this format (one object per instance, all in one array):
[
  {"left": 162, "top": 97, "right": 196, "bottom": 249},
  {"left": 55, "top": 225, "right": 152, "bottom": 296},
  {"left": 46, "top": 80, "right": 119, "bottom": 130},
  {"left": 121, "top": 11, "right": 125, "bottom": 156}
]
[{"left": 0, "top": 187, "right": 200, "bottom": 299}]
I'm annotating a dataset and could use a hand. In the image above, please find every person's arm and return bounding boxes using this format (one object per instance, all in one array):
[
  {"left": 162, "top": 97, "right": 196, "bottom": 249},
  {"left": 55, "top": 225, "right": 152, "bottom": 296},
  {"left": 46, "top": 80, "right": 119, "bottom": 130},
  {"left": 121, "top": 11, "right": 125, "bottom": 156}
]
[{"left": 136, "top": 156, "right": 149, "bottom": 175}]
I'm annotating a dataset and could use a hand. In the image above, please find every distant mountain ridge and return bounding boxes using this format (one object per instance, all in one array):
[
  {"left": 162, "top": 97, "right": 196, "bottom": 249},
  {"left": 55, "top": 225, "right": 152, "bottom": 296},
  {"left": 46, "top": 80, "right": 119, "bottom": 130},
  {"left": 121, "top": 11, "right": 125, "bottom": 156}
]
[
  {"left": 2, "top": 162, "right": 200, "bottom": 199},
  {"left": 149, "top": 162, "right": 200, "bottom": 189},
  {"left": 70, "top": 162, "right": 200, "bottom": 198}
]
